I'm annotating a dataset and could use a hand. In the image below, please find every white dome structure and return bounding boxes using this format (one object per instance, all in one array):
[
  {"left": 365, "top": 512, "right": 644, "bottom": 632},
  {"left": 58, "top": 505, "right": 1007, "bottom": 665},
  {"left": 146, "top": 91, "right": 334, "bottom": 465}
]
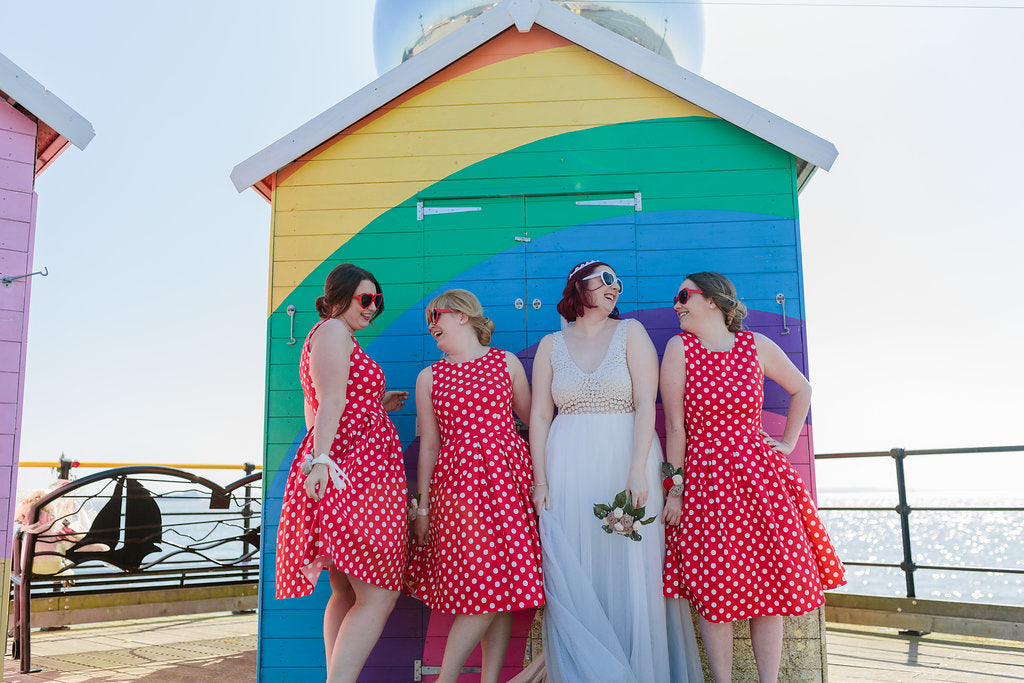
[{"left": 373, "top": 0, "right": 704, "bottom": 75}]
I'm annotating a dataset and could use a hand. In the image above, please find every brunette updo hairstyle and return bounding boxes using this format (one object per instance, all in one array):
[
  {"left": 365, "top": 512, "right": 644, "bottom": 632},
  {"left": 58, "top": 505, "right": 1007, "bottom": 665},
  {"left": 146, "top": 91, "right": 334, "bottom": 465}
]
[
  {"left": 686, "top": 271, "right": 747, "bottom": 333},
  {"left": 427, "top": 289, "right": 494, "bottom": 345},
  {"left": 315, "top": 263, "right": 384, "bottom": 322},
  {"left": 556, "top": 261, "right": 621, "bottom": 323}
]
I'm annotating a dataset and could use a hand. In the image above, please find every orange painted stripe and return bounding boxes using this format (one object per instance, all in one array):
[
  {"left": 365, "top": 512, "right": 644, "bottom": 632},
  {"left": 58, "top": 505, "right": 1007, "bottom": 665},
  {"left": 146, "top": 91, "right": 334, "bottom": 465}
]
[{"left": 274, "top": 27, "right": 572, "bottom": 187}]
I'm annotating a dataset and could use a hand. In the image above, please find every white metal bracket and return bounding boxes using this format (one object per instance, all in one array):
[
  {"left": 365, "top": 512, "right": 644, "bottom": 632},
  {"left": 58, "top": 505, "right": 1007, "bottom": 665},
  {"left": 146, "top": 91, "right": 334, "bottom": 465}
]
[
  {"left": 416, "top": 201, "right": 482, "bottom": 221},
  {"left": 575, "top": 191, "right": 642, "bottom": 211}
]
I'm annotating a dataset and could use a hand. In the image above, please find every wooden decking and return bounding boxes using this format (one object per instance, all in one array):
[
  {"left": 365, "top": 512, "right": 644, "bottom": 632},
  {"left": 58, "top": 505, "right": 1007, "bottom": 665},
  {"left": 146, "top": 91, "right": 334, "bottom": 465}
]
[{"left": 4, "top": 613, "right": 1023, "bottom": 682}]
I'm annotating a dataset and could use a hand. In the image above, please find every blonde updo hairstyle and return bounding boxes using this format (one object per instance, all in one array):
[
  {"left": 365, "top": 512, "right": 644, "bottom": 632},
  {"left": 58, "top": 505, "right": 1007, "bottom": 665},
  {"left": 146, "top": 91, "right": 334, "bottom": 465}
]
[
  {"left": 687, "top": 271, "right": 747, "bottom": 333},
  {"left": 427, "top": 289, "right": 494, "bottom": 345}
]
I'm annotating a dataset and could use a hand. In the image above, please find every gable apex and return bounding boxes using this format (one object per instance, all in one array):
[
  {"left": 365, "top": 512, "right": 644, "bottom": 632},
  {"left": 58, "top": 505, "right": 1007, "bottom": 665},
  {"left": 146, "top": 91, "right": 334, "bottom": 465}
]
[{"left": 231, "top": 0, "right": 836, "bottom": 193}]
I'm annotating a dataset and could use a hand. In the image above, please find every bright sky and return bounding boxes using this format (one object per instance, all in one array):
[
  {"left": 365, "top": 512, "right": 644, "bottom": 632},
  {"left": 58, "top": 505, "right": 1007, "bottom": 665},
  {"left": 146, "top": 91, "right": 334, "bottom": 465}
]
[{"left": 3, "top": 1, "right": 1022, "bottom": 494}]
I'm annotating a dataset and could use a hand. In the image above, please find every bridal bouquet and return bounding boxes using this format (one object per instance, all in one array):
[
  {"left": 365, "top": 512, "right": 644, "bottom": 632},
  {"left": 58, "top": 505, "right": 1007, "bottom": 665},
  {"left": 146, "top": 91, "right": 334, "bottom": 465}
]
[{"left": 593, "top": 490, "right": 656, "bottom": 541}]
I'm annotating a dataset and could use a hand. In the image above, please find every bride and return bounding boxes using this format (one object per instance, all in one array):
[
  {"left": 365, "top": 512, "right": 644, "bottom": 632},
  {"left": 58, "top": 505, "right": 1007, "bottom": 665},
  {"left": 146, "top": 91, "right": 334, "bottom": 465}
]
[{"left": 524, "top": 260, "right": 701, "bottom": 682}]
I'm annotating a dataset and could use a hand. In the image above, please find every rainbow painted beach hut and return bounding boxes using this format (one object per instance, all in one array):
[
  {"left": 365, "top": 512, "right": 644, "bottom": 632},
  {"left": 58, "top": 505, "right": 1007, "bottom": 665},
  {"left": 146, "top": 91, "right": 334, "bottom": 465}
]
[
  {"left": 0, "top": 51, "right": 94, "bottom": 658},
  {"left": 232, "top": 1, "right": 836, "bottom": 680}
]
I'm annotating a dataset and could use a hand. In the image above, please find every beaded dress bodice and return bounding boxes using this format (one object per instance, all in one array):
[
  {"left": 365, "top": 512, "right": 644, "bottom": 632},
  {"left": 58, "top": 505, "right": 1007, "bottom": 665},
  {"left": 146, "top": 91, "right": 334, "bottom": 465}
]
[{"left": 550, "top": 320, "right": 633, "bottom": 415}]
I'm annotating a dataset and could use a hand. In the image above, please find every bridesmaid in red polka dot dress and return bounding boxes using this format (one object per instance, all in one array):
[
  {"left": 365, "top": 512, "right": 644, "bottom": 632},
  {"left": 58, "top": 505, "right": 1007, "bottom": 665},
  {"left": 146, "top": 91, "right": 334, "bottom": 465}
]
[
  {"left": 405, "top": 289, "right": 543, "bottom": 683},
  {"left": 275, "top": 264, "right": 410, "bottom": 683},
  {"left": 660, "top": 272, "right": 846, "bottom": 682}
]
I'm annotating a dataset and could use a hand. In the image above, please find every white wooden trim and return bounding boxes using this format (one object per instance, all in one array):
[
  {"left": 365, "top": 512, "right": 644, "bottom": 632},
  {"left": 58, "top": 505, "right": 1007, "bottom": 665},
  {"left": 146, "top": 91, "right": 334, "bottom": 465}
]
[
  {"left": 231, "top": 0, "right": 836, "bottom": 193},
  {"left": 0, "top": 51, "right": 94, "bottom": 150}
]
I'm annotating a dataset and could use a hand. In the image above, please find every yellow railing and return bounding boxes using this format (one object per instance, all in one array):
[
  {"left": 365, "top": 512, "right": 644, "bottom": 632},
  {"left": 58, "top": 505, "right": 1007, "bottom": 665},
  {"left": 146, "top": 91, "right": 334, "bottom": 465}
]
[{"left": 18, "top": 461, "right": 261, "bottom": 470}]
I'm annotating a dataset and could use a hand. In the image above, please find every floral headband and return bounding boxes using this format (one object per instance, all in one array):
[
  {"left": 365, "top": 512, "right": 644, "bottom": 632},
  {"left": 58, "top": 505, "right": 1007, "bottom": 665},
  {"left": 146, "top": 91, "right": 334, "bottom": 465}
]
[{"left": 568, "top": 260, "right": 600, "bottom": 280}]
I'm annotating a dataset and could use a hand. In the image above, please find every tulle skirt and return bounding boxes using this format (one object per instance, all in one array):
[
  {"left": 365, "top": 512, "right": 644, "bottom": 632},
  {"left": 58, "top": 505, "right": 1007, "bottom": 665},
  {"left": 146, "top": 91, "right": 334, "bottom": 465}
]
[{"left": 539, "top": 412, "right": 702, "bottom": 683}]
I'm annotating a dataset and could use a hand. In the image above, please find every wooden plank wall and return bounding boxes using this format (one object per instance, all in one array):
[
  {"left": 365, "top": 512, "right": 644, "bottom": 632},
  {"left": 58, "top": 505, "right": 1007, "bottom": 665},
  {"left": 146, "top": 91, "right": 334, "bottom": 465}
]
[
  {"left": 0, "top": 96, "right": 38, "bottom": 660},
  {"left": 259, "top": 26, "right": 816, "bottom": 682}
]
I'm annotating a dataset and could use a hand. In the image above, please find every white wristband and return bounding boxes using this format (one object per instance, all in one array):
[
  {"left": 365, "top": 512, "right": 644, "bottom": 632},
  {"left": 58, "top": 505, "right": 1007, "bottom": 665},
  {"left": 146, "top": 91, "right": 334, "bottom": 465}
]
[{"left": 301, "top": 452, "right": 349, "bottom": 492}]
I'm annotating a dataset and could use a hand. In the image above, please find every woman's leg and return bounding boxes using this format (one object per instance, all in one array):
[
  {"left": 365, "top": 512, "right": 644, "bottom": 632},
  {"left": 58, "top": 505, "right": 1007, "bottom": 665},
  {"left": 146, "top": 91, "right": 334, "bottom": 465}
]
[
  {"left": 699, "top": 615, "right": 734, "bottom": 683},
  {"left": 324, "top": 569, "right": 356, "bottom": 666},
  {"left": 437, "top": 613, "right": 497, "bottom": 683},
  {"left": 326, "top": 574, "right": 399, "bottom": 683},
  {"left": 749, "top": 615, "right": 783, "bottom": 682},
  {"left": 479, "top": 611, "right": 514, "bottom": 683}
]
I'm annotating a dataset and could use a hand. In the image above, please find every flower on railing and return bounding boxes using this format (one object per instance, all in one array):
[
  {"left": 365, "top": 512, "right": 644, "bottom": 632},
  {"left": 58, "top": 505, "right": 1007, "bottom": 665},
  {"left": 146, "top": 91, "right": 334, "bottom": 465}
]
[{"left": 593, "top": 490, "right": 656, "bottom": 541}]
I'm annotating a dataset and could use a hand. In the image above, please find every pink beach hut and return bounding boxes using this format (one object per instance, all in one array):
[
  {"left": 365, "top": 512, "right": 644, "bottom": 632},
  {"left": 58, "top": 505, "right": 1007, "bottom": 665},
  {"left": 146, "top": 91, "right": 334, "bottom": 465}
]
[{"left": 0, "top": 50, "right": 94, "bottom": 655}]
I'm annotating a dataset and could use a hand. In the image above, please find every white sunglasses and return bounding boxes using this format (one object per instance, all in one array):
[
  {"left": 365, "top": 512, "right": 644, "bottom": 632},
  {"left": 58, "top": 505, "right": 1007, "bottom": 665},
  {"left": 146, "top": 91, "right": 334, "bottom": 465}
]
[{"left": 583, "top": 269, "right": 623, "bottom": 292}]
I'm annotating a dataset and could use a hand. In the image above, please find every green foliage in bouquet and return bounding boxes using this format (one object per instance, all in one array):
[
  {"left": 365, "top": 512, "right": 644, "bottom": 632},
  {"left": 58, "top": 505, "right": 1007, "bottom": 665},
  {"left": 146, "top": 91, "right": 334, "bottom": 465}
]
[{"left": 593, "top": 490, "right": 657, "bottom": 541}]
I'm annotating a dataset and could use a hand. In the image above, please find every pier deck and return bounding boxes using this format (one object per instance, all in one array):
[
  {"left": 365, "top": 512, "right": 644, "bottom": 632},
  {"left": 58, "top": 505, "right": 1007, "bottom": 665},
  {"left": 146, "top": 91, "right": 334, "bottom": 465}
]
[{"left": 4, "top": 613, "right": 1023, "bottom": 681}]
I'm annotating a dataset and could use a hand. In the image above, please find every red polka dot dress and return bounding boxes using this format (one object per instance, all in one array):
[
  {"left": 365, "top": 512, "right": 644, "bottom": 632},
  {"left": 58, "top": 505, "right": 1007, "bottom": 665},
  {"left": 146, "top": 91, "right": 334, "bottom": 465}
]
[
  {"left": 275, "top": 320, "right": 409, "bottom": 598},
  {"left": 663, "top": 331, "right": 846, "bottom": 622},
  {"left": 405, "top": 348, "right": 544, "bottom": 614}
]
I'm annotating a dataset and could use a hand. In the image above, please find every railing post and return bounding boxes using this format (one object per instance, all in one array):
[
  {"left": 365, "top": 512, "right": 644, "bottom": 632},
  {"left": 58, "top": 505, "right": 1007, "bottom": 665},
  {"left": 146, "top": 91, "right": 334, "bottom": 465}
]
[
  {"left": 241, "top": 462, "right": 255, "bottom": 585},
  {"left": 891, "top": 447, "right": 917, "bottom": 599}
]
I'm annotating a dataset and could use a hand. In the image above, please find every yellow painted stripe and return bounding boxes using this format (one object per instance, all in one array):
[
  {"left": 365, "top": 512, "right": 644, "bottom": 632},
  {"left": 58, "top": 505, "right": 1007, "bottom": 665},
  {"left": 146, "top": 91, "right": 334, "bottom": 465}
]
[{"left": 270, "top": 44, "right": 715, "bottom": 309}]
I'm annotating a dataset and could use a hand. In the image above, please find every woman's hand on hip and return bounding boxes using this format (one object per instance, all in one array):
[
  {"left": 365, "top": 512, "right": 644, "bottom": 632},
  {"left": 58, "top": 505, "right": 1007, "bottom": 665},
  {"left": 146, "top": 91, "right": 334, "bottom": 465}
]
[
  {"left": 626, "top": 466, "right": 648, "bottom": 508},
  {"left": 760, "top": 429, "right": 795, "bottom": 455}
]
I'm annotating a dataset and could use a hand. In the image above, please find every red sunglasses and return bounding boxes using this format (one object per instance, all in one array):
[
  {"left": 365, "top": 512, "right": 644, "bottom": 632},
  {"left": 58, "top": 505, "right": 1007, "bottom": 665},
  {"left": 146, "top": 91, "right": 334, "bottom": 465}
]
[
  {"left": 673, "top": 288, "right": 704, "bottom": 305},
  {"left": 352, "top": 292, "right": 383, "bottom": 309},
  {"left": 428, "top": 308, "right": 456, "bottom": 325}
]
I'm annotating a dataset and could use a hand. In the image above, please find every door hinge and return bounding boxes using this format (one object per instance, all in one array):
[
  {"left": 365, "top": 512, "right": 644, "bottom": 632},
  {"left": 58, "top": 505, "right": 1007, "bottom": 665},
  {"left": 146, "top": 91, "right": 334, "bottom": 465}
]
[
  {"left": 416, "top": 201, "right": 482, "bottom": 221},
  {"left": 575, "top": 191, "right": 642, "bottom": 211}
]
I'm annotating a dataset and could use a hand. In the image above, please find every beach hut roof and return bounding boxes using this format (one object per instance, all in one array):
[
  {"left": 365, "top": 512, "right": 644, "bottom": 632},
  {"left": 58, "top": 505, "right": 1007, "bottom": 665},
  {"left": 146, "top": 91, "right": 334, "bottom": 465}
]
[
  {"left": 231, "top": 0, "right": 836, "bottom": 196},
  {"left": 0, "top": 51, "right": 94, "bottom": 174}
]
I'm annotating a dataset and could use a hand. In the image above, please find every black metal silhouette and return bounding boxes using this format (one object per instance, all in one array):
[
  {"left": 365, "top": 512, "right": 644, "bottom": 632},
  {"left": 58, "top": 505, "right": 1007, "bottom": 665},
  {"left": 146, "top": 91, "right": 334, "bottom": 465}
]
[{"left": 65, "top": 477, "right": 163, "bottom": 572}]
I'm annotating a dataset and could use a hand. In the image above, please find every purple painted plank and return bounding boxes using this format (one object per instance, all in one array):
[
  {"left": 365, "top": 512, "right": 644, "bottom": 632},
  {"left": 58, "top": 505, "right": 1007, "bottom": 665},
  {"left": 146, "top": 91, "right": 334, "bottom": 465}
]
[
  {"left": 0, "top": 310, "right": 25, "bottom": 342},
  {"left": 363, "top": 636, "right": 422, "bottom": 667},
  {"left": 0, "top": 131, "right": 35, "bottom": 164},
  {"left": 0, "top": 217, "right": 30, "bottom": 251},
  {"left": 0, "top": 188, "right": 33, "bottom": 222},
  {"left": 0, "top": 248, "right": 29, "bottom": 275},
  {"left": 0, "top": 371, "right": 18, "bottom": 403},
  {"left": 359, "top": 668, "right": 418, "bottom": 683},
  {"left": 0, "top": 402, "right": 15, "bottom": 433},
  {"left": 0, "top": 158, "right": 33, "bottom": 194},
  {"left": 0, "top": 284, "right": 26, "bottom": 312},
  {"left": 0, "top": 340, "right": 22, "bottom": 373},
  {"left": 0, "top": 100, "right": 35, "bottom": 136},
  {"left": 0, "top": 434, "right": 13, "bottom": 466}
]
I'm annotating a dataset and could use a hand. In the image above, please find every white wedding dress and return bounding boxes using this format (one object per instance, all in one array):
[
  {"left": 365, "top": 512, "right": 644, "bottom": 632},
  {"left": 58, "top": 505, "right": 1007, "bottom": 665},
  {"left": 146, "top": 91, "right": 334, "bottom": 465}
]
[{"left": 539, "top": 319, "right": 702, "bottom": 683}]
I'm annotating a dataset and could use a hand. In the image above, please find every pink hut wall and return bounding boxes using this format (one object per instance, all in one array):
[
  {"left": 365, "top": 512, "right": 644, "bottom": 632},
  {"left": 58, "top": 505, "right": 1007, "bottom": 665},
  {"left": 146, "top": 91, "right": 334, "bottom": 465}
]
[{"left": 0, "top": 97, "right": 38, "bottom": 558}]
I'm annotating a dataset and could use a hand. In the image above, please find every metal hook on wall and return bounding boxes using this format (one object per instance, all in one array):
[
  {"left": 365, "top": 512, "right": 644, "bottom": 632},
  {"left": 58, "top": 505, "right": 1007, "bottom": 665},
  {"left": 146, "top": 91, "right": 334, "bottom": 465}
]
[
  {"left": 775, "top": 293, "right": 791, "bottom": 335},
  {"left": 1, "top": 266, "right": 49, "bottom": 288},
  {"left": 286, "top": 305, "right": 297, "bottom": 345}
]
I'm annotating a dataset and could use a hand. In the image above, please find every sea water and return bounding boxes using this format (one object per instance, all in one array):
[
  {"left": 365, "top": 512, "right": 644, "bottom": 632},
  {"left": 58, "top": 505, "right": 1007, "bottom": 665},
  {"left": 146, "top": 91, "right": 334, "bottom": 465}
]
[{"left": 818, "top": 489, "right": 1024, "bottom": 607}]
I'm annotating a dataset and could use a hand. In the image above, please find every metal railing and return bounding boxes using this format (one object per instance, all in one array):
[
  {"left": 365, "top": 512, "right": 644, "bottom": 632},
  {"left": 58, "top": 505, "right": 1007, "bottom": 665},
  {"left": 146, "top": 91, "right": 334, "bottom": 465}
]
[
  {"left": 9, "top": 464, "right": 262, "bottom": 674},
  {"left": 816, "top": 445, "right": 1024, "bottom": 600}
]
